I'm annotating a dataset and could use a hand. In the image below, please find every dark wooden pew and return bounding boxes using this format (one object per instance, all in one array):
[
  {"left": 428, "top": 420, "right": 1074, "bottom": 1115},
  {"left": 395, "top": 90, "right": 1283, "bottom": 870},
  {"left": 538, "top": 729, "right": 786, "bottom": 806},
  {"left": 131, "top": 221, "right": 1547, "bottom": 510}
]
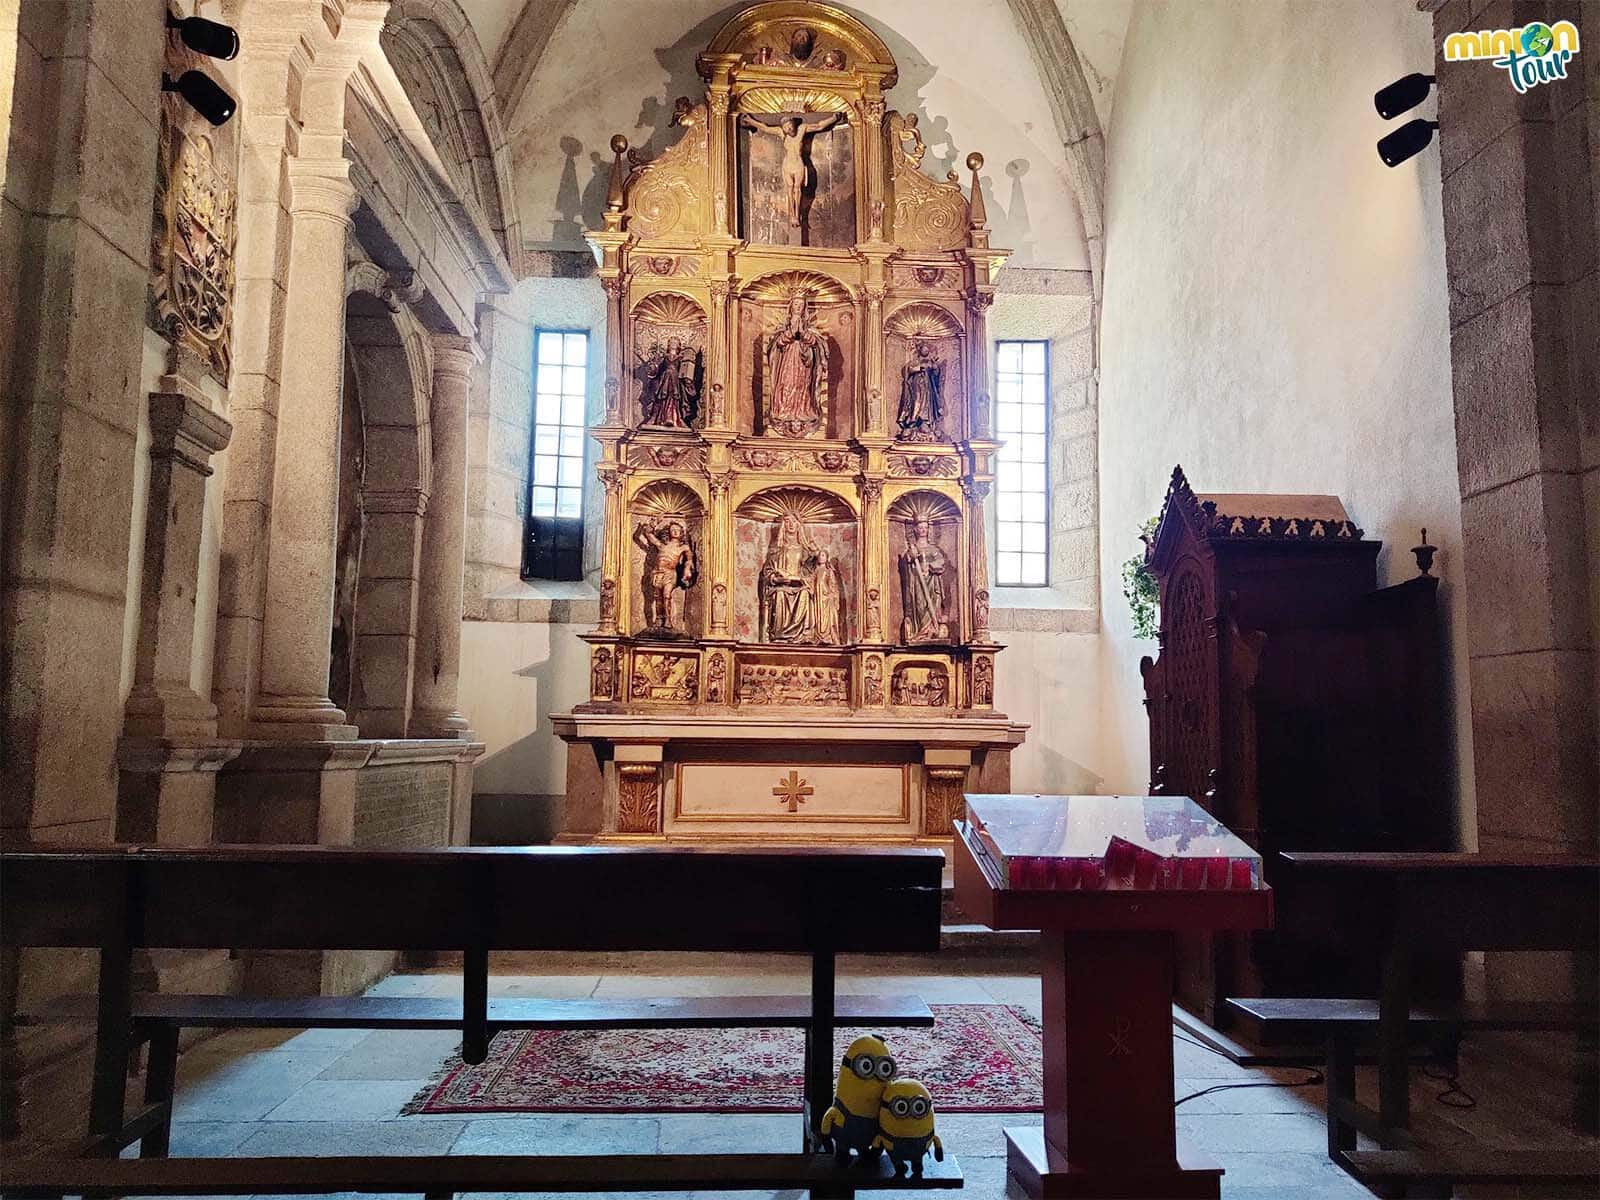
[
  {"left": 1235, "top": 851, "right": 1600, "bottom": 1198},
  {"left": 0, "top": 843, "right": 960, "bottom": 1198}
]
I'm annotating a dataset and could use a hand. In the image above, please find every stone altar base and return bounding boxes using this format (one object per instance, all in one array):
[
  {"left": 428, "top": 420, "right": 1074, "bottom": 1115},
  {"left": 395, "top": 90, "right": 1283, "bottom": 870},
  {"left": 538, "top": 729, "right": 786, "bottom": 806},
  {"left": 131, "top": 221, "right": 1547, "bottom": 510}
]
[{"left": 552, "top": 711, "right": 1026, "bottom": 843}]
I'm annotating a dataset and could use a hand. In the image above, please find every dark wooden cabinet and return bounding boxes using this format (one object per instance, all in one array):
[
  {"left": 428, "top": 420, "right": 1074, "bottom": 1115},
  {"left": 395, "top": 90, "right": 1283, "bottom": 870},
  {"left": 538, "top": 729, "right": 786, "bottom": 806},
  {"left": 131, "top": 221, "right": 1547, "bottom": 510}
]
[{"left": 1140, "top": 467, "right": 1455, "bottom": 1025}]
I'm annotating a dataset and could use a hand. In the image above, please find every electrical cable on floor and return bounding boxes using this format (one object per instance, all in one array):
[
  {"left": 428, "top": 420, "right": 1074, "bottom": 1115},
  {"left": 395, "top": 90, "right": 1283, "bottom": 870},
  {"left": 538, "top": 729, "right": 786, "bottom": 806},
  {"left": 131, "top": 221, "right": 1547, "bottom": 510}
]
[
  {"left": 1171, "top": 1031, "right": 1324, "bottom": 1108},
  {"left": 1421, "top": 1060, "right": 1478, "bottom": 1109}
]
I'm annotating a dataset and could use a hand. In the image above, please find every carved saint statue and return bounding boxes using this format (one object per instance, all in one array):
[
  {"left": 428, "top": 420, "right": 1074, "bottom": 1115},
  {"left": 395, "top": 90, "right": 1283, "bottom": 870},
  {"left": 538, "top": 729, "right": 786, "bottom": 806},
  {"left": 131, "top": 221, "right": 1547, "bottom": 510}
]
[
  {"left": 760, "top": 513, "right": 816, "bottom": 643},
  {"left": 899, "top": 518, "right": 951, "bottom": 643},
  {"left": 740, "top": 112, "right": 841, "bottom": 229},
  {"left": 897, "top": 340, "right": 944, "bottom": 441},
  {"left": 639, "top": 336, "right": 700, "bottom": 429},
  {"left": 634, "top": 519, "right": 697, "bottom": 636},
  {"left": 813, "top": 547, "right": 845, "bottom": 644},
  {"left": 765, "top": 291, "right": 825, "bottom": 437}
]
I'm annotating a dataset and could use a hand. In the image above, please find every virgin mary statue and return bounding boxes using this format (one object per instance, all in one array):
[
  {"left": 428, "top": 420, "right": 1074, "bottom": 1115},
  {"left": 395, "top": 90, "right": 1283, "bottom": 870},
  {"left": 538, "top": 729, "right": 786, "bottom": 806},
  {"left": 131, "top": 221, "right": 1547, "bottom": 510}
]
[{"left": 764, "top": 292, "right": 825, "bottom": 437}]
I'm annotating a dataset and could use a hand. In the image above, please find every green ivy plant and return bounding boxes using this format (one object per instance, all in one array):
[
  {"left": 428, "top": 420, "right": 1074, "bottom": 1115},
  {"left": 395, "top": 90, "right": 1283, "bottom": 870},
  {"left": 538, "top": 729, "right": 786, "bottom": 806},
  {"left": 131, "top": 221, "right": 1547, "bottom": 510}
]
[{"left": 1121, "top": 515, "right": 1160, "bottom": 640}]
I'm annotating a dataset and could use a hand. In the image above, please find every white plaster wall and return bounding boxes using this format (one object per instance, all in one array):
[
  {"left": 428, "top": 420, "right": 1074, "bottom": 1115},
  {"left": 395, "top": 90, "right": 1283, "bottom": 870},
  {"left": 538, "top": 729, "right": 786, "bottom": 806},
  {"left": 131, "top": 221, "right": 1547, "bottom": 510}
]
[
  {"left": 506, "top": 0, "right": 1088, "bottom": 268},
  {"left": 461, "top": 617, "right": 589, "bottom": 796},
  {"left": 1094, "top": 0, "right": 1475, "bottom": 834}
]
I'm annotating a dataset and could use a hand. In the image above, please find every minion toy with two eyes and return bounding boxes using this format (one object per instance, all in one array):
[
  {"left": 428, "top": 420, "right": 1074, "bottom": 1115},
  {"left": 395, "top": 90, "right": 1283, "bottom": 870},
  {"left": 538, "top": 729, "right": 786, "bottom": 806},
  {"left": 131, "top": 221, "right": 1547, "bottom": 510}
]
[
  {"left": 819, "top": 1034, "right": 896, "bottom": 1164},
  {"left": 871, "top": 1079, "right": 943, "bottom": 1177}
]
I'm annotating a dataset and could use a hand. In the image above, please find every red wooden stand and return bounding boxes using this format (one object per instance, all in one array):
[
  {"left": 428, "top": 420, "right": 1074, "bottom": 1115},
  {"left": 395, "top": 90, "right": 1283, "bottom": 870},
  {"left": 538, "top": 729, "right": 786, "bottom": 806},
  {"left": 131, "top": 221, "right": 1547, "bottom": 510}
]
[{"left": 953, "top": 829, "right": 1273, "bottom": 1198}]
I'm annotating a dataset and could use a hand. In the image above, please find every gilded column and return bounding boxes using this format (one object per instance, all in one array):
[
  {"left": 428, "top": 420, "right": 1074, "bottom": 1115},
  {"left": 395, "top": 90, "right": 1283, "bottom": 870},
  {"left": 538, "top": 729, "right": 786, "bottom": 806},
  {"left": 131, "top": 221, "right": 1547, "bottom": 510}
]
[
  {"left": 251, "top": 161, "right": 360, "bottom": 739},
  {"left": 707, "top": 473, "right": 733, "bottom": 638},
  {"left": 706, "top": 278, "right": 734, "bottom": 430},
  {"left": 703, "top": 59, "right": 739, "bottom": 236},
  {"left": 411, "top": 335, "right": 478, "bottom": 739},
  {"left": 861, "top": 477, "right": 887, "bottom": 644},
  {"left": 965, "top": 480, "right": 993, "bottom": 644},
  {"left": 859, "top": 84, "right": 889, "bottom": 240},
  {"left": 597, "top": 466, "right": 626, "bottom": 634},
  {"left": 862, "top": 284, "right": 887, "bottom": 435}
]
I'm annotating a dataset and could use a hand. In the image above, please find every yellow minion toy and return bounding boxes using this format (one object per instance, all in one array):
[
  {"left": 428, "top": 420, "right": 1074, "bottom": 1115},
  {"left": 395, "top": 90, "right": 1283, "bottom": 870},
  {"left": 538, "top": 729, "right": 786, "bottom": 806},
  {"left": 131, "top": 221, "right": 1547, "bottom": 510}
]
[
  {"left": 871, "top": 1079, "right": 943, "bottom": 1177},
  {"left": 819, "top": 1034, "right": 896, "bottom": 1164}
]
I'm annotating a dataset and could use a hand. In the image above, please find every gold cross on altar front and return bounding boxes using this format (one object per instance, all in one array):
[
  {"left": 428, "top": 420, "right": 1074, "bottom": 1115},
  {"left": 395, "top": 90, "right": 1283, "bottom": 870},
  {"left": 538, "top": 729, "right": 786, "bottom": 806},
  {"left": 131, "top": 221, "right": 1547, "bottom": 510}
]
[{"left": 773, "top": 770, "right": 814, "bottom": 813}]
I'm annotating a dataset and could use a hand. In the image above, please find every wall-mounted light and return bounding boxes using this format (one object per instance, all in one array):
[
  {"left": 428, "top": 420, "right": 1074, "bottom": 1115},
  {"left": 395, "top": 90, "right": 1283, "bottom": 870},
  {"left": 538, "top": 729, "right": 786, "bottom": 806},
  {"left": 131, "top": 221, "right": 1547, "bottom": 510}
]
[
  {"left": 162, "top": 70, "right": 236, "bottom": 126},
  {"left": 166, "top": 12, "right": 239, "bottom": 60},
  {"left": 1374, "top": 72, "right": 1435, "bottom": 120},
  {"left": 1378, "top": 118, "right": 1440, "bottom": 168}
]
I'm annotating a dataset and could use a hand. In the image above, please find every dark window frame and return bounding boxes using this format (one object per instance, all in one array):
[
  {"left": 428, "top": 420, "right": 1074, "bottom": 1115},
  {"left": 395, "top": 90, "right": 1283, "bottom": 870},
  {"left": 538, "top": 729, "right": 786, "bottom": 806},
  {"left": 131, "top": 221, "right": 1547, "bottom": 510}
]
[{"left": 521, "top": 327, "right": 590, "bottom": 582}]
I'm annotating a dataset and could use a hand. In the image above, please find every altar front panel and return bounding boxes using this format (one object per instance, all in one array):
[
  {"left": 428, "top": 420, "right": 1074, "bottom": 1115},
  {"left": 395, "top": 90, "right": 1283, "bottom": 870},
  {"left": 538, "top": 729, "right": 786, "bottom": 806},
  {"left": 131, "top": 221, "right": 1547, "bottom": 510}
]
[{"left": 671, "top": 760, "right": 913, "bottom": 836}]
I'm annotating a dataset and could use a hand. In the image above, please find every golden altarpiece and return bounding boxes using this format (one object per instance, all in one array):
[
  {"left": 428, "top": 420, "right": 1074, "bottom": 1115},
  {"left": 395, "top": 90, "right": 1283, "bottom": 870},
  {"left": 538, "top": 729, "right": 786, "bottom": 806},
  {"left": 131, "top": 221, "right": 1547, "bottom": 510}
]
[{"left": 552, "top": 2, "right": 1028, "bottom": 843}]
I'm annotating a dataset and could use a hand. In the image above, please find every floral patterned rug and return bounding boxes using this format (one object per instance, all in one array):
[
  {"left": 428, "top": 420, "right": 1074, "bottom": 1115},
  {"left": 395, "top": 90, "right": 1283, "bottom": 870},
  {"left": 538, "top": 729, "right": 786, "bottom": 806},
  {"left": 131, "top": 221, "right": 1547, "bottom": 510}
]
[{"left": 404, "top": 1003, "right": 1043, "bottom": 1114}]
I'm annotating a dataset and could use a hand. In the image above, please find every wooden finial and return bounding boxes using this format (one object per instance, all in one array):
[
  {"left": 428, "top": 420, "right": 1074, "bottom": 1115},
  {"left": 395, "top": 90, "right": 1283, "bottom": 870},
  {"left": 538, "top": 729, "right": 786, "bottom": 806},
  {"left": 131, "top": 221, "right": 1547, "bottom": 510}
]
[
  {"left": 606, "top": 134, "right": 629, "bottom": 211},
  {"left": 1411, "top": 527, "right": 1438, "bottom": 577},
  {"left": 967, "top": 151, "right": 987, "bottom": 229}
]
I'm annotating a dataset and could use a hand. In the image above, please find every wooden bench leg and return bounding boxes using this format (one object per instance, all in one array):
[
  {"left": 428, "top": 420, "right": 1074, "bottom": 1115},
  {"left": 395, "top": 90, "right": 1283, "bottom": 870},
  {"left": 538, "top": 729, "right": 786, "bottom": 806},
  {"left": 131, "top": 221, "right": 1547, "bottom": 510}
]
[
  {"left": 1326, "top": 1031, "right": 1356, "bottom": 1157},
  {"left": 807, "top": 950, "right": 835, "bottom": 1139},
  {"left": 139, "top": 1023, "right": 180, "bottom": 1158}
]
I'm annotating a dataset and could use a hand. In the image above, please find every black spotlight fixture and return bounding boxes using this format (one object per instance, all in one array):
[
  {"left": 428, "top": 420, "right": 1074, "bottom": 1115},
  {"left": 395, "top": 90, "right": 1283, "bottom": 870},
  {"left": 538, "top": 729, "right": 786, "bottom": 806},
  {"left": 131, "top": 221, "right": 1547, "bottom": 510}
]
[
  {"left": 1373, "top": 72, "right": 1435, "bottom": 120},
  {"left": 162, "top": 70, "right": 237, "bottom": 126},
  {"left": 1377, "top": 118, "right": 1439, "bottom": 168},
  {"left": 166, "top": 12, "right": 239, "bottom": 60}
]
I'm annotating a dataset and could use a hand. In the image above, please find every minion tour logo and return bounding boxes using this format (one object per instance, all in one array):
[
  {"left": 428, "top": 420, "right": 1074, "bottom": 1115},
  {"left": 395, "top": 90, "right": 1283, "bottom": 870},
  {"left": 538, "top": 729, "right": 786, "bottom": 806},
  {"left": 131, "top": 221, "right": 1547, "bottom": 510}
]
[{"left": 1443, "top": 20, "right": 1581, "bottom": 93}]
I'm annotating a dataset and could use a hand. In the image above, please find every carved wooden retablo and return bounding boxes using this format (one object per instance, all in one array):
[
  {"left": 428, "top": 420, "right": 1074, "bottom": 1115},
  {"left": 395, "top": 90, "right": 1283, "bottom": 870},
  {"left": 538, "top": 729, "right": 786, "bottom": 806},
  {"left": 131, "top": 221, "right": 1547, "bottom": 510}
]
[{"left": 561, "top": 1, "right": 1022, "bottom": 844}]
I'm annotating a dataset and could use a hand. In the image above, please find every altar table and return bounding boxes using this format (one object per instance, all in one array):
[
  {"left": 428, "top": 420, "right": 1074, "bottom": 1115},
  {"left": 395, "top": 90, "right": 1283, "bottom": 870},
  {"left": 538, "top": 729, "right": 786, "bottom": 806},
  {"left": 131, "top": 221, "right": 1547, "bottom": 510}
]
[{"left": 953, "top": 796, "right": 1273, "bottom": 1198}]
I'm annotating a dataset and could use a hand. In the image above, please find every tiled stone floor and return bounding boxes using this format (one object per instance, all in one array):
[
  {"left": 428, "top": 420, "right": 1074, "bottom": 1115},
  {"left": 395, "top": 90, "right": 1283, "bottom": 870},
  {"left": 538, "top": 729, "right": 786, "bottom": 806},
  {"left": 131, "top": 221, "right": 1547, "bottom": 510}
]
[{"left": 151, "top": 952, "right": 1576, "bottom": 1199}]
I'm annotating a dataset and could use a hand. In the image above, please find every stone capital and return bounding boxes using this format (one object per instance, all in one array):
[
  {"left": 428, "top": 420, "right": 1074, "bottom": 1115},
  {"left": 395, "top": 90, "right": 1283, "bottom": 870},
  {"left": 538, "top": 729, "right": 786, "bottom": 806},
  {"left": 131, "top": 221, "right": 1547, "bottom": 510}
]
[
  {"left": 286, "top": 159, "right": 359, "bottom": 223},
  {"left": 148, "top": 393, "right": 234, "bottom": 476},
  {"left": 430, "top": 334, "right": 480, "bottom": 382}
]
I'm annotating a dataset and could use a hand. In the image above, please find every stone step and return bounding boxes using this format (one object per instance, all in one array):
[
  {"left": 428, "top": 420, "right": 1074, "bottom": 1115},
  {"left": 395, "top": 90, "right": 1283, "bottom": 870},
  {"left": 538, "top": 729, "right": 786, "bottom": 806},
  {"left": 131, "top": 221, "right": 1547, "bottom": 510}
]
[{"left": 939, "top": 922, "right": 1038, "bottom": 958}]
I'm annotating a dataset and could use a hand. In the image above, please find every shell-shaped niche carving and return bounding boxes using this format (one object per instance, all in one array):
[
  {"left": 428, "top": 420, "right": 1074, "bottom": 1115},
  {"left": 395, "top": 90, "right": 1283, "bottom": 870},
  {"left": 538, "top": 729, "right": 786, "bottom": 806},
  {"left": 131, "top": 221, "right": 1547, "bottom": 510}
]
[
  {"left": 885, "top": 301, "right": 963, "bottom": 340},
  {"left": 740, "top": 87, "right": 853, "bottom": 114},
  {"left": 633, "top": 291, "right": 707, "bottom": 326},
  {"left": 633, "top": 477, "right": 705, "bottom": 520},
  {"left": 887, "top": 489, "right": 961, "bottom": 526},
  {"left": 742, "top": 269, "right": 853, "bottom": 305},
  {"left": 738, "top": 485, "right": 855, "bottom": 523}
]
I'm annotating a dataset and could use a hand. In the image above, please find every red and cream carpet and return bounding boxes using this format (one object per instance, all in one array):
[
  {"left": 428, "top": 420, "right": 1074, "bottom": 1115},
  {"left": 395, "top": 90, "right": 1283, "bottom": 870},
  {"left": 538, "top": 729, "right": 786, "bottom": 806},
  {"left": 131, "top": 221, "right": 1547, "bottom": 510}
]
[{"left": 405, "top": 1003, "right": 1043, "bottom": 1114}]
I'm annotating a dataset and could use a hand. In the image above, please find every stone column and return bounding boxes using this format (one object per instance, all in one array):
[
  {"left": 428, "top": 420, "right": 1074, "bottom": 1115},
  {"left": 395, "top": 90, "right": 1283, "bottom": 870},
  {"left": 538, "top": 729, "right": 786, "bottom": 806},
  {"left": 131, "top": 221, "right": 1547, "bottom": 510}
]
[
  {"left": 411, "top": 335, "right": 477, "bottom": 739},
  {"left": 350, "top": 486, "right": 426, "bottom": 738},
  {"left": 123, "top": 387, "right": 234, "bottom": 738},
  {"left": 1430, "top": 1, "right": 1597, "bottom": 858},
  {"left": 250, "top": 161, "right": 360, "bottom": 740}
]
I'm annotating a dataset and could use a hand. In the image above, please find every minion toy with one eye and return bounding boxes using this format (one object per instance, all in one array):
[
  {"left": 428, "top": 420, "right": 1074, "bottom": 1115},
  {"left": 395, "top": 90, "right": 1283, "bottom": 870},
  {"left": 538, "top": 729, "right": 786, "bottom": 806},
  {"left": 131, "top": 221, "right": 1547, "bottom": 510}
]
[
  {"left": 819, "top": 1034, "right": 896, "bottom": 1164},
  {"left": 872, "top": 1079, "right": 943, "bottom": 1177}
]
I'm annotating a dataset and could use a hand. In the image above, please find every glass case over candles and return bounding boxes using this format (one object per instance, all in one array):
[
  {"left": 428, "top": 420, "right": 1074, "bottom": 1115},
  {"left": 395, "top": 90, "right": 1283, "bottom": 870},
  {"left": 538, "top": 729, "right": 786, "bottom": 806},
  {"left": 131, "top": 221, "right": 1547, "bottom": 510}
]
[{"left": 960, "top": 794, "right": 1263, "bottom": 892}]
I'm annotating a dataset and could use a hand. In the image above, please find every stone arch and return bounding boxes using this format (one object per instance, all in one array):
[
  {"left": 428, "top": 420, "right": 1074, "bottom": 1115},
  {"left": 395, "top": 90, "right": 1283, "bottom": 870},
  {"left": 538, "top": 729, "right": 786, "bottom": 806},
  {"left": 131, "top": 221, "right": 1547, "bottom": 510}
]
[
  {"left": 381, "top": 0, "right": 522, "bottom": 270},
  {"left": 337, "top": 264, "right": 437, "bottom": 737}
]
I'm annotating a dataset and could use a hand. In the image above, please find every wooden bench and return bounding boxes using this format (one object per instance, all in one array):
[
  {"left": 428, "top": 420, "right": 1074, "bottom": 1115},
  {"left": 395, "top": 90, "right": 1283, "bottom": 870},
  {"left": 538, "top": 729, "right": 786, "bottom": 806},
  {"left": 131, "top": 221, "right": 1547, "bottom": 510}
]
[
  {"left": 1, "top": 843, "right": 960, "bottom": 1198},
  {"left": 1261, "top": 851, "right": 1600, "bottom": 1197}
]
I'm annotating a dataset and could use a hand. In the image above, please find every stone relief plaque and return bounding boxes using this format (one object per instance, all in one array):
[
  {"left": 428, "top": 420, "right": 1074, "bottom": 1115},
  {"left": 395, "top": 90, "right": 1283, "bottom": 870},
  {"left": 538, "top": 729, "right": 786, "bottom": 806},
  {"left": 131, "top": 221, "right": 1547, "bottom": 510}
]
[
  {"left": 150, "top": 56, "right": 238, "bottom": 382},
  {"left": 736, "top": 661, "right": 849, "bottom": 706}
]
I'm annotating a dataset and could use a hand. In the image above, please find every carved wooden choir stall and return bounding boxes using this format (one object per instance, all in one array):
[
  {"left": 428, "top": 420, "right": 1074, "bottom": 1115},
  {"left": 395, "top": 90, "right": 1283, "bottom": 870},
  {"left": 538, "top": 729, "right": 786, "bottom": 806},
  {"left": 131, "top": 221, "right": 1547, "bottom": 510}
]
[
  {"left": 1139, "top": 466, "right": 1456, "bottom": 1023},
  {"left": 553, "top": 3, "right": 1026, "bottom": 844}
]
